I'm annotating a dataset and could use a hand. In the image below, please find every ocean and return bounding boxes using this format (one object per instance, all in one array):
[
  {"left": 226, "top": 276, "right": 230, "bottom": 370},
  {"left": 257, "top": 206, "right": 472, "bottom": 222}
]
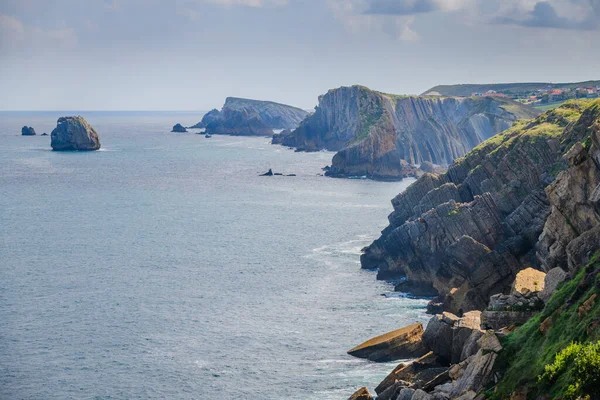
[{"left": 0, "top": 111, "right": 429, "bottom": 399}]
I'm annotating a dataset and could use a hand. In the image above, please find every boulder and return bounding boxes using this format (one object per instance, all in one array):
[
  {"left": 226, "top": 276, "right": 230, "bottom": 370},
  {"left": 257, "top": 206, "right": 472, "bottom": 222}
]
[
  {"left": 21, "top": 126, "right": 36, "bottom": 136},
  {"left": 397, "top": 388, "right": 416, "bottom": 400},
  {"left": 348, "top": 323, "right": 428, "bottom": 362},
  {"left": 448, "top": 332, "right": 502, "bottom": 398},
  {"left": 50, "top": 116, "right": 101, "bottom": 151},
  {"left": 422, "top": 313, "right": 459, "bottom": 363},
  {"left": 376, "top": 352, "right": 442, "bottom": 395},
  {"left": 510, "top": 267, "right": 546, "bottom": 294},
  {"left": 348, "top": 387, "right": 373, "bottom": 400},
  {"left": 539, "top": 267, "right": 567, "bottom": 303},
  {"left": 451, "top": 311, "right": 482, "bottom": 364},
  {"left": 171, "top": 123, "right": 187, "bottom": 133}
]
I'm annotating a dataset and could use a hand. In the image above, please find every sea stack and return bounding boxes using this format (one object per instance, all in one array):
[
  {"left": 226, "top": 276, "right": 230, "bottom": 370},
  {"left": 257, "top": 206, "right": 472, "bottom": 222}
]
[
  {"left": 21, "top": 126, "right": 36, "bottom": 136},
  {"left": 50, "top": 116, "right": 101, "bottom": 151},
  {"left": 171, "top": 123, "right": 187, "bottom": 133}
]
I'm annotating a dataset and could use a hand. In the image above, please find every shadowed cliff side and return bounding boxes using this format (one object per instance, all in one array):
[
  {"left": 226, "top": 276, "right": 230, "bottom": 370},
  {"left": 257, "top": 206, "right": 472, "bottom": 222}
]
[
  {"left": 361, "top": 99, "right": 600, "bottom": 314},
  {"left": 273, "top": 85, "right": 539, "bottom": 180}
]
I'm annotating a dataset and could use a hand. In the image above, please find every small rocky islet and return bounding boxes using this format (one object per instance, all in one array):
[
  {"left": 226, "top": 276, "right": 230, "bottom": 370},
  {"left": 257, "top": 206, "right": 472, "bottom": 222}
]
[
  {"left": 21, "top": 126, "right": 36, "bottom": 136},
  {"left": 50, "top": 116, "right": 101, "bottom": 151}
]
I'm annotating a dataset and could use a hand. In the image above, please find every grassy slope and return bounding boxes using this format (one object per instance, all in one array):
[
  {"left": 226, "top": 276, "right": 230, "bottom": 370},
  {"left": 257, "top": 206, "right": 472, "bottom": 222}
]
[
  {"left": 490, "top": 252, "right": 600, "bottom": 399},
  {"left": 423, "top": 81, "right": 600, "bottom": 97}
]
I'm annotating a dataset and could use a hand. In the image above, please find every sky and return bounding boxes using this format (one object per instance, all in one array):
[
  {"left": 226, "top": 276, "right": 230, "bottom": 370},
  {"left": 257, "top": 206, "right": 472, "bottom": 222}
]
[{"left": 0, "top": 0, "right": 599, "bottom": 111}]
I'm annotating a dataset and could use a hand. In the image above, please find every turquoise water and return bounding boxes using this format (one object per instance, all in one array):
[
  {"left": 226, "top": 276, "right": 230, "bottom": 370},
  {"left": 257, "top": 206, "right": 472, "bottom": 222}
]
[{"left": 0, "top": 112, "right": 428, "bottom": 399}]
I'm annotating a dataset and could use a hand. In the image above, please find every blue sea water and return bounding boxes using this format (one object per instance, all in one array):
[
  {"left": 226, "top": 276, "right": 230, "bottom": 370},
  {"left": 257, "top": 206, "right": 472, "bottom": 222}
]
[{"left": 0, "top": 112, "right": 429, "bottom": 400}]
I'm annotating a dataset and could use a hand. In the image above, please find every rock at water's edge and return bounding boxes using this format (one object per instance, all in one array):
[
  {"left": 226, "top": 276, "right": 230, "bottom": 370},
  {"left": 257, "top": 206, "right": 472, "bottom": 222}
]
[
  {"left": 348, "top": 323, "right": 428, "bottom": 362},
  {"left": 348, "top": 387, "right": 374, "bottom": 400},
  {"left": 21, "top": 126, "right": 36, "bottom": 136},
  {"left": 171, "top": 123, "right": 187, "bottom": 133},
  {"left": 260, "top": 169, "right": 274, "bottom": 176},
  {"left": 50, "top": 116, "right": 101, "bottom": 151}
]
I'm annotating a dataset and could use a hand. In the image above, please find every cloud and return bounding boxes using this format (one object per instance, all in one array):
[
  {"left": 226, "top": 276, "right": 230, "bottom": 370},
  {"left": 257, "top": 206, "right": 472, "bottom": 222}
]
[
  {"left": 0, "top": 14, "right": 77, "bottom": 52},
  {"left": 327, "top": 0, "right": 421, "bottom": 41},
  {"left": 494, "top": 1, "right": 599, "bottom": 30},
  {"left": 364, "top": 0, "right": 438, "bottom": 15}
]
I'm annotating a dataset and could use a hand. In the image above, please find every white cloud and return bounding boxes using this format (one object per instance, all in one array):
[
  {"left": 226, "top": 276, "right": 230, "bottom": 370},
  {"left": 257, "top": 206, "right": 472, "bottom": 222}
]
[{"left": 0, "top": 14, "right": 77, "bottom": 52}]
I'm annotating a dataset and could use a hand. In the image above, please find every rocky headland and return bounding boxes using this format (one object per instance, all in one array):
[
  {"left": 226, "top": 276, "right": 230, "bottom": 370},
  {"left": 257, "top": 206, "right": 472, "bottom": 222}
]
[
  {"left": 347, "top": 99, "right": 600, "bottom": 399},
  {"left": 50, "top": 116, "right": 101, "bottom": 151},
  {"left": 273, "top": 85, "right": 538, "bottom": 181},
  {"left": 190, "top": 97, "right": 308, "bottom": 136}
]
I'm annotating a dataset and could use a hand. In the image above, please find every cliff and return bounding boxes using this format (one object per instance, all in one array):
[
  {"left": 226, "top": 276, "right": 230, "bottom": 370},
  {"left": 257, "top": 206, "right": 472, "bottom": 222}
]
[
  {"left": 190, "top": 97, "right": 308, "bottom": 136},
  {"left": 361, "top": 99, "right": 600, "bottom": 314},
  {"left": 347, "top": 100, "right": 600, "bottom": 400},
  {"left": 274, "top": 85, "right": 538, "bottom": 180}
]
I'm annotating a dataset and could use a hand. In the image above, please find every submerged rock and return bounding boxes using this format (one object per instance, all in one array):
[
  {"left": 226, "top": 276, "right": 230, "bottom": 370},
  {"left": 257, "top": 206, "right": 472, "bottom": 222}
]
[
  {"left": 171, "top": 123, "right": 187, "bottom": 133},
  {"left": 50, "top": 116, "right": 101, "bottom": 151},
  {"left": 348, "top": 322, "right": 428, "bottom": 362},
  {"left": 21, "top": 126, "right": 36, "bottom": 136},
  {"left": 260, "top": 169, "right": 274, "bottom": 176}
]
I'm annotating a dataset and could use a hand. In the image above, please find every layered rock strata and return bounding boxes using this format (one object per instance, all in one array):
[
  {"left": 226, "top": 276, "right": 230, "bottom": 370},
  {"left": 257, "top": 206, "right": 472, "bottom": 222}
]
[
  {"left": 50, "top": 116, "right": 101, "bottom": 151},
  {"left": 274, "top": 85, "right": 538, "bottom": 180},
  {"left": 190, "top": 97, "right": 308, "bottom": 136},
  {"left": 361, "top": 100, "right": 598, "bottom": 313}
]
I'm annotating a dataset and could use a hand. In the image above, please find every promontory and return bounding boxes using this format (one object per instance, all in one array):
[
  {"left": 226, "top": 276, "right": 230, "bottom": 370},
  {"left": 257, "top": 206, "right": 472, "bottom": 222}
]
[
  {"left": 273, "top": 85, "right": 539, "bottom": 180},
  {"left": 190, "top": 97, "right": 308, "bottom": 136}
]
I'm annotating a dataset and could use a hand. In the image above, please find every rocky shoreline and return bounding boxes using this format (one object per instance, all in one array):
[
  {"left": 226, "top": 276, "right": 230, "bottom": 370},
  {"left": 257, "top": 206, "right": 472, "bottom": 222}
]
[{"left": 346, "top": 99, "right": 600, "bottom": 399}]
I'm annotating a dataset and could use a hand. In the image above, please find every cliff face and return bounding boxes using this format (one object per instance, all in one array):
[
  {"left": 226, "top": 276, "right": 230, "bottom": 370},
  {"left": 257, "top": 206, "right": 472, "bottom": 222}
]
[
  {"left": 361, "top": 100, "right": 600, "bottom": 314},
  {"left": 190, "top": 97, "right": 308, "bottom": 136},
  {"left": 274, "top": 86, "right": 538, "bottom": 180}
]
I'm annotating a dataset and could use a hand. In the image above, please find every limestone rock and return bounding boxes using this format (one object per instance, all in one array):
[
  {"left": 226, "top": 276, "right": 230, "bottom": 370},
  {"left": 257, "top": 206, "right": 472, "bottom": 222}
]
[
  {"left": 171, "top": 123, "right": 187, "bottom": 133},
  {"left": 348, "top": 323, "right": 428, "bottom": 362},
  {"left": 423, "top": 313, "right": 459, "bottom": 362},
  {"left": 510, "top": 267, "right": 546, "bottom": 294},
  {"left": 190, "top": 97, "right": 308, "bottom": 135},
  {"left": 50, "top": 116, "right": 101, "bottom": 151},
  {"left": 375, "top": 352, "right": 442, "bottom": 395},
  {"left": 347, "top": 387, "right": 373, "bottom": 400},
  {"left": 397, "top": 388, "right": 416, "bottom": 400},
  {"left": 21, "top": 126, "right": 36, "bottom": 136},
  {"left": 451, "top": 311, "right": 483, "bottom": 364},
  {"left": 449, "top": 332, "right": 502, "bottom": 398},
  {"left": 278, "top": 85, "right": 537, "bottom": 180},
  {"left": 539, "top": 267, "right": 568, "bottom": 303},
  {"left": 361, "top": 101, "right": 597, "bottom": 313}
]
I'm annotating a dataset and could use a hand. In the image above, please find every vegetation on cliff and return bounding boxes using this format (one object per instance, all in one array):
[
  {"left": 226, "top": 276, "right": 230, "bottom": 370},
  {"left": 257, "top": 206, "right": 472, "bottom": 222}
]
[
  {"left": 491, "top": 252, "right": 600, "bottom": 399},
  {"left": 361, "top": 99, "right": 598, "bottom": 314}
]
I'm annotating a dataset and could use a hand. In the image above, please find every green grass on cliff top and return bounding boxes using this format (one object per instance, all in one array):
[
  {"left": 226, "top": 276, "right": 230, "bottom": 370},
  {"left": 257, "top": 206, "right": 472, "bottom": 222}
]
[
  {"left": 489, "top": 252, "right": 600, "bottom": 399},
  {"left": 454, "top": 99, "right": 593, "bottom": 166}
]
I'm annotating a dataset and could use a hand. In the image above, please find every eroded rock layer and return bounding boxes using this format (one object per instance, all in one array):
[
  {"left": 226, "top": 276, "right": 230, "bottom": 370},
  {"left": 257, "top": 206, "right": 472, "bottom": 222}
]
[
  {"left": 274, "top": 85, "right": 538, "bottom": 180},
  {"left": 361, "top": 100, "right": 600, "bottom": 313},
  {"left": 190, "top": 97, "right": 308, "bottom": 136}
]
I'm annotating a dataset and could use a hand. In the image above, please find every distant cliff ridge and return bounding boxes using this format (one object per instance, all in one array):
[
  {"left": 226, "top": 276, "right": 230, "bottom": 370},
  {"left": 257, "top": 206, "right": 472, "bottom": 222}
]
[
  {"left": 423, "top": 80, "right": 600, "bottom": 97},
  {"left": 274, "top": 85, "right": 539, "bottom": 180},
  {"left": 190, "top": 97, "right": 308, "bottom": 136}
]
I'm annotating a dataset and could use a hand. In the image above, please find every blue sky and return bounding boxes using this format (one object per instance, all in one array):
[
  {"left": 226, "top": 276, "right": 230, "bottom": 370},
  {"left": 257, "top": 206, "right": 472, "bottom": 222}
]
[{"left": 1, "top": 0, "right": 599, "bottom": 110}]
